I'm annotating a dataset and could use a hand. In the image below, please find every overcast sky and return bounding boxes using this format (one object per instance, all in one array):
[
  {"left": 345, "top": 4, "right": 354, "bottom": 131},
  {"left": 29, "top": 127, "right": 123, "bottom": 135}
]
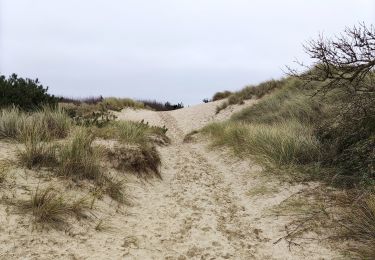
[{"left": 0, "top": 1, "right": 374, "bottom": 104}]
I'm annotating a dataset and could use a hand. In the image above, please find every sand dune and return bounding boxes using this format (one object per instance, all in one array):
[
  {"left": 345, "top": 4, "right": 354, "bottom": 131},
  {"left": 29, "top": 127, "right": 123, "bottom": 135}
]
[{"left": 0, "top": 100, "right": 337, "bottom": 259}]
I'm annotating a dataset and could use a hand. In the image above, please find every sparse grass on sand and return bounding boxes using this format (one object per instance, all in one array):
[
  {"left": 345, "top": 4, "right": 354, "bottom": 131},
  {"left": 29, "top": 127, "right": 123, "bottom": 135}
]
[{"left": 18, "top": 186, "right": 91, "bottom": 225}]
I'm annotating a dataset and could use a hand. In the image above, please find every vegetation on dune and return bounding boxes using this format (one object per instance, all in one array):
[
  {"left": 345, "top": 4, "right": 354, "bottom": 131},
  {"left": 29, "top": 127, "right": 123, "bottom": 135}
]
[
  {"left": 0, "top": 74, "right": 57, "bottom": 110},
  {"left": 212, "top": 90, "right": 232, "bottom": 101},
  {"left": 0, "top": 106, "right": 71, "bottom": 141},
  {"left": 215, "top": 78, "right": 287, "bottom": 113},
  {"left": 102, "top": 97, "right": 144, "bottom": 111},
  {"left": 202, "top": 120, "right": 320, "bottom": 167},
  {"left": 57, "top": 129, "right": 102, "bottom": 181},
  {"left": 138, "top": 99, "right": 184, "bottom": 111},
  {"left": 203, "top": 23, "right": 375, "bottom": 258},
  {"left": 18, "top": 186, "right": 91, "bottom": 225}
]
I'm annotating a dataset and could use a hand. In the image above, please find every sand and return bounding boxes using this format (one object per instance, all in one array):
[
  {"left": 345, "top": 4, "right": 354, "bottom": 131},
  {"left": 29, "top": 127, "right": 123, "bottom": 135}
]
[{"left": 0, "top": 99, "right": 339, "bottom": 259}]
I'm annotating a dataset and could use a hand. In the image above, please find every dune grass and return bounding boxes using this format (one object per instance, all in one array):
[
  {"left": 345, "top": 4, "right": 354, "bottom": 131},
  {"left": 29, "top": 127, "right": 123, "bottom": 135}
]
[
  {"left": 215, "top": 78, "right": 289, "bottom": 113},
  {"left": 0, "top": 107, "right": 26, "bottom": 139},
  {"left": 106, "top": 143, "right": 161, "bottom": 178},
  {"left": 345, "top": 193, "right": 375, "bottom": 259},
  {"left": 202, "top": 120, "right": 320, "bottom": 167},
  {"left": 0, "top": 106, "right": 71, "bottom": 141},
  {"left": 18, "top": 186, "right": 90, "bottom": 224},
  {"left": 95, "top": 120, "right": 169, "bottom": 145},
  {"left": 102, "top": 97, "right": 144, "bottom": 111},
  {"left": 57, "top": 129, "right": 102, "bottom": 181},
  {"left": 18, "top": 140, "right": 57, "bottom": 169}
]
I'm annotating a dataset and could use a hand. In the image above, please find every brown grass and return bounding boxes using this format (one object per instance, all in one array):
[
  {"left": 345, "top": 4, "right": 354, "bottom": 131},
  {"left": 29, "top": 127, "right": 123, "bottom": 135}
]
[
  {"left": 18, "top": 186, "right": 91, "bottom": 225},
  {"left": 106, "top": 143, "right": 161, "bottom": 179}
]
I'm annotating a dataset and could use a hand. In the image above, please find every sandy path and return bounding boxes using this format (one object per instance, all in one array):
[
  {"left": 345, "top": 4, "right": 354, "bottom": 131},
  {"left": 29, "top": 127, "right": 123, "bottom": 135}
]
[{"left": 117, "top": 102, "right": 337, "bottom": 259}]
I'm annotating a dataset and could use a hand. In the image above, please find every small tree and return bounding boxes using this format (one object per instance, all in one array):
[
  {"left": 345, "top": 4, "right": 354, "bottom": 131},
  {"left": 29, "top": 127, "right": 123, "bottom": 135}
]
[
  {"left": 0, "top": 74, "right": 57, "bottom": 110},
  {"left": 288, "top": 23, "right": 375, "bottom": 184},
  {"left": 288, "top": 23, "right": 375, "bottom": 94}
]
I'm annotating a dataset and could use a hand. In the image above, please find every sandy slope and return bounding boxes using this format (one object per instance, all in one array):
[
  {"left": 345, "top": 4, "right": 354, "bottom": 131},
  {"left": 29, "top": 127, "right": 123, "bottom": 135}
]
[{"left": 0, "top": 100, "right": 338, "bottom": 259}]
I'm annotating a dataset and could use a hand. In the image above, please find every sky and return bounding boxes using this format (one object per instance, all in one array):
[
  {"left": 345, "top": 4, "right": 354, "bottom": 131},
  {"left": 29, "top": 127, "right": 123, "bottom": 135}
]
[{"left": 0, "top": 1, "right": 374, "bottom": 105}]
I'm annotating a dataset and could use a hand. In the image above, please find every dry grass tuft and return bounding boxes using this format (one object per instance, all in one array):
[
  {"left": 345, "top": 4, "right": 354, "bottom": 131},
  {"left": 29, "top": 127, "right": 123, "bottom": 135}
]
[
  {"left": 18, "top": 186, "right": 91, "bottom": 224},
  {"left": 0, "top": 160, "right": 9, "bottom": 184},
  {"left": 344, "top": 193, "right": 375, "bottom": 259},
  {"left": 183, "top": 130, "right": 199, "bottom": 143},
  {"left": 102, "top": 174, "right": 127, "bottom": 203},
  {"left": 57, "top": 129, "right": 102, "bottom": 181},
  {"left": 106, "top": 143, "right": 161, "bottom": 179}
]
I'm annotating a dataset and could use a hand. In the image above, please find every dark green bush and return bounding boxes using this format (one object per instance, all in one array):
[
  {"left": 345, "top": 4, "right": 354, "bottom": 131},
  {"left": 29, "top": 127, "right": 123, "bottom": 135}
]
[{"left": 0, "top": 74, "right": 57, "bottom": 110}]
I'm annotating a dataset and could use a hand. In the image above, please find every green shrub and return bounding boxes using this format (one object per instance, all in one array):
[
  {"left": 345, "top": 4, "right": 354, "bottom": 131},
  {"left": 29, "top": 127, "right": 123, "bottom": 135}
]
[{"left": 0, "top": 74, "right": 57, "bottom": 111}]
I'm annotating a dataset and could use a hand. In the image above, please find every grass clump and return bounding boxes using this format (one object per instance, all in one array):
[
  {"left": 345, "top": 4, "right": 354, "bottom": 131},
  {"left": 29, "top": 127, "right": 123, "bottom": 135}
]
[
  {"left": 212, "top": 90, "right": 232, "bottom": 101},
  {"left": 106, "top": 143, "right": 161, "bottom": 178},
  {"left": 18, "top": 140, "right": 57, "bottom": 169},
  {"left": 95, "top": 120, "right": 169, "bottom": 146},
  {"left": 202, "top": 120, "right": 320, "bottom": 167},
  {"left": 215, "top": 78, "right": 287, "bottom": 113},
  {"left": 0, "top": 107, "right": 26, "bottom": 139},
  {"left": 0, "top": 106, "right": 71, "bottom": 141},
  {"left": 18, "top": 186, "right": 90, "bottom": 224},
  {"left": 102, "top": 175, "right": 127, "bottom": 203},
  {"left": 57, "top": 129, "right": 102, "bottom": 181},
  {"left": 345, "top": 193, "right": 375, "bottom": 259},
  {"left": 102, "top": 97, "right": 144, "bottom": 111}
]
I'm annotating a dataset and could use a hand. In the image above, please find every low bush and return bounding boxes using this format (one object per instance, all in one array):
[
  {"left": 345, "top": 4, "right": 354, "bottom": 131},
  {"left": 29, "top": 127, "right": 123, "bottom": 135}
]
[
  {"left": 0, "top": 74, "right": 57, "bottom": 110},
  {"left": 138, "top": 100, "right": 184, "bottom": 111}
]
